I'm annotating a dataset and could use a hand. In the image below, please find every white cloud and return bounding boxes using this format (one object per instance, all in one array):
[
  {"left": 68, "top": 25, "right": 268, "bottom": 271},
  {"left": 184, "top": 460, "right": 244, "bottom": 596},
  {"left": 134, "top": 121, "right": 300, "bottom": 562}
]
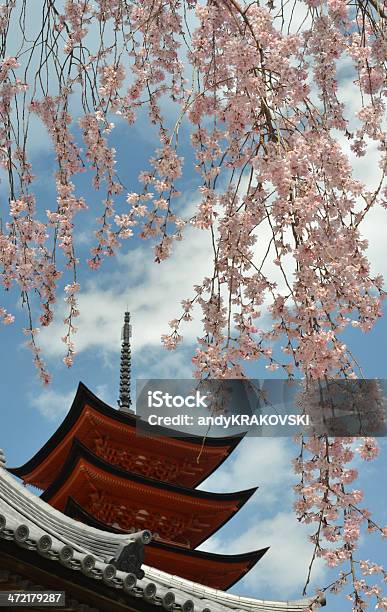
[
  {"left": 135, "top": 345, "right": 196, "bottom": 379},
  {"left": 358, "top": 200, "right": 386, "bottom": 281},
  {"left": 199, "top": 437, "right": 295, "bottom": 507},
  {"left": 30, "top": 388, "right": 75, "bottom": 421},
  {"left": 38, "top": 225, "right": 212, "bottom": 359},
  {"left": 94, "top": 383, "right": 116, "bottom": 407},
  {"left": 204, "top": 510, "right": 326, "bottom": 597}
]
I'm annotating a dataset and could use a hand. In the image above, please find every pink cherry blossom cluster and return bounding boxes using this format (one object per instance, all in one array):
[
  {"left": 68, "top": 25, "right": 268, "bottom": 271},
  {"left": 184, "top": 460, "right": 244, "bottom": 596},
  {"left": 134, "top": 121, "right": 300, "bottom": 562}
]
[
  {"left": 22, "top": 326, "right": 51, "bottom": 385},
  {"left": 62, "top": 0, "right": 92, "bottom": 53},
  {"left": 153, "top": 2, "right": 385, "bottom": 383},
  {"left": 0, "top": 307, "right": 14, "bottom": 325},
  {"left": 28, "top": 96, "right": 86, "bottom": 371},
  {"left": 61, "top": 282, "right": 80, "bottom": 368},
  {"left": 293, "top": 382, "right": 386, "bottom": 609},
  {"left": 293, "top": 429, "right": 386, "bottom": 610},
  {"left": 296, "top": 379, "right": 385, "bottom": 439},
  {"left": 79, "top": 113, "right": 123, "bottom": 267}
]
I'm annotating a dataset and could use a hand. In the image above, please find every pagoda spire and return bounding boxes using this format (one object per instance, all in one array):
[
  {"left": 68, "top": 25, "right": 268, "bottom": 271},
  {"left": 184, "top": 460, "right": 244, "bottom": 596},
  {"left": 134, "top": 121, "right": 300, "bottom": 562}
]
[{"left": 118, "top": 311, "right": 132, "bottom": 412}]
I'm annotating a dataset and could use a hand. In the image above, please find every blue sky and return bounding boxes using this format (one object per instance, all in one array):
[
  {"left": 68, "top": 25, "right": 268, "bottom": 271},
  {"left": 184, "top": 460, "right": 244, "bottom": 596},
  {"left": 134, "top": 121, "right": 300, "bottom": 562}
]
[{"left": 0, "top": 3, "right": 386, "bottom": 608}]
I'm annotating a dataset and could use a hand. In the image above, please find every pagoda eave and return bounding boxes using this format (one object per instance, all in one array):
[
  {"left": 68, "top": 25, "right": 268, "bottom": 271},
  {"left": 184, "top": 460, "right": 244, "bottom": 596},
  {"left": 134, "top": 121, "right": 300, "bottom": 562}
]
[
  {"left": 65, "top": 496, "right": 269, "bottom": 591},
  {"left": 40, "top": 439, "right": 257, "bottom": 550}
]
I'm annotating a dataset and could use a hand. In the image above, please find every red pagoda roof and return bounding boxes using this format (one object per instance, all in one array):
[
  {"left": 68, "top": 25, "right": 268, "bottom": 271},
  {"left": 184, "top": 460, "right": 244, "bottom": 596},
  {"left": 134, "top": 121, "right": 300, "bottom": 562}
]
[
  {"left": 65, "top": 496, "right": 269, "bottom": 590},
  {"left": 10, "top": 382, "right": 243, "bottom": 490},
  {"left": 41, "top": 439, "right": 257, "bottom": 550}
]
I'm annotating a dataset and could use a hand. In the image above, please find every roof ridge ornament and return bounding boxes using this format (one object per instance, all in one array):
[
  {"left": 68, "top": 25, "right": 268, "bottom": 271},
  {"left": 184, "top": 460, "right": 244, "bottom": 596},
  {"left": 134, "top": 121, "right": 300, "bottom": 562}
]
[
  {"left": 118, "top": 311, "right": 133, "bottom": 412},
  {"left": 109, "top": 530, "right": 152, "bottom": 576}
]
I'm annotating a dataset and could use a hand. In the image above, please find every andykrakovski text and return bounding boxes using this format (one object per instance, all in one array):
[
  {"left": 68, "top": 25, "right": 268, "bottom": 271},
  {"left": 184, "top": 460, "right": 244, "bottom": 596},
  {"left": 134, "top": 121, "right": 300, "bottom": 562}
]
[{"left": 147, "top": 413, "right": 310, "bottom": 428}]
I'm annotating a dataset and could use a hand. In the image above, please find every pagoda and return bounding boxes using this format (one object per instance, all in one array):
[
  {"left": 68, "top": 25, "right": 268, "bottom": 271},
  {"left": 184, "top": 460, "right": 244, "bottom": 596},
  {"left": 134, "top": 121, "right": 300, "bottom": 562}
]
[{"left": 9, "top": 313, "right": 268, "bottom": 591}]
